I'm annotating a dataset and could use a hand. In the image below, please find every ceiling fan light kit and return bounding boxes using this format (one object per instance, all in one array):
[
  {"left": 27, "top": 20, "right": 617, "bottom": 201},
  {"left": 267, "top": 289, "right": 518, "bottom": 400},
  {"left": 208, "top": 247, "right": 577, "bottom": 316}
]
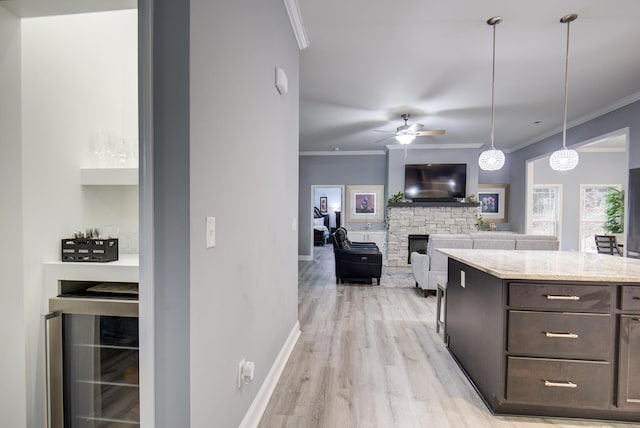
[
  {"left": 395, "top": 134, "right": 416, "bottom": 145},
  {"left": 378, "top": 113, "right": 445, "bottom": 145},
  {"left": 550, "top": 13, "right": 579, "bottom": 172},
  {"left": 479, "top": 16, "right": 505, "bottom": 171}
]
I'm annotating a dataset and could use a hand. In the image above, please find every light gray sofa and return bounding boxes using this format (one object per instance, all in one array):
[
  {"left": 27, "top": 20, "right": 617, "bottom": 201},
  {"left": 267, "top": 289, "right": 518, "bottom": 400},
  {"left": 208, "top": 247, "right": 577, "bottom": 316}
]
[
  {"left": 411, "top": 232, "right": 559, "bottom": 296},
  {"left": 411, "top": 234, "right": 473, "bottom": 297}
]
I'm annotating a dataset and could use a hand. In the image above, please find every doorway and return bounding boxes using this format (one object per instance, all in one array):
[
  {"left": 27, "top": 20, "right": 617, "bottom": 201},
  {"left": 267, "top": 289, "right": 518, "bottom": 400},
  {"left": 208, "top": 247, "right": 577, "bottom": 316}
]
[
  {"left": 525, "top": 130, "right": 629, "bottom": 251},
  {"left": 311, "top": 185, "right": 344, "bottom": 256}
]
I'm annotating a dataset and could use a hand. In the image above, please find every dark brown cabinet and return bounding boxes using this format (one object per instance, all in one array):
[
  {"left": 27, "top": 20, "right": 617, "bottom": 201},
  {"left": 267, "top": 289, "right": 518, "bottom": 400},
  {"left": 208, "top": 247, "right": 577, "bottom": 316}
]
[
  {"left": 618, "top": 285, "right": 640, "bottom": 410},
  {"left": 446, "top": 258, "right": 640, "bottom": 422}
]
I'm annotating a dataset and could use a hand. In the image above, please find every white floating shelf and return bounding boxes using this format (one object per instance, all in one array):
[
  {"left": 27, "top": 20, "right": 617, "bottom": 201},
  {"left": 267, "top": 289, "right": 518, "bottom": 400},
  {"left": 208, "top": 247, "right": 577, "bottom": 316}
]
[{"left": 81, "top": 168, "right": 138, "bottom": 185}]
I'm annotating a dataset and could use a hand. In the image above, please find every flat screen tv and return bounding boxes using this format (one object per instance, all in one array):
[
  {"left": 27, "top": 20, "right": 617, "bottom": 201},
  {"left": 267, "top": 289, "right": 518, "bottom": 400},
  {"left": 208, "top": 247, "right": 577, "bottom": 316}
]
[{"left": 404, "top": 163, "right": 467, "bottom": 201}]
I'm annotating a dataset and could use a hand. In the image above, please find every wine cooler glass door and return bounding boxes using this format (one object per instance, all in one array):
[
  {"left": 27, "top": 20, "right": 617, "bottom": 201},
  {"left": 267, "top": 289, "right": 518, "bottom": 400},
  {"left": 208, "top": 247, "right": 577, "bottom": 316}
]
[{"left": 63, "top": 314, "right": 139, "bottom": 427}]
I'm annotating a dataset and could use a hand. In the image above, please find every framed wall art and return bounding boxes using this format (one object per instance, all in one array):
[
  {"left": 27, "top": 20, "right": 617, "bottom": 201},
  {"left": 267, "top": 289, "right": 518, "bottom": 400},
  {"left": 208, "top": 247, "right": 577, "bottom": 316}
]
[
  {"left": 346, "top": 185, "right": 384, "bottom": 222},
  {"left": 478, "top": 183, "right": 509, "bottom": 223},
  {"left": 319, "top": 196, "right": 328, "bottom": 213}
]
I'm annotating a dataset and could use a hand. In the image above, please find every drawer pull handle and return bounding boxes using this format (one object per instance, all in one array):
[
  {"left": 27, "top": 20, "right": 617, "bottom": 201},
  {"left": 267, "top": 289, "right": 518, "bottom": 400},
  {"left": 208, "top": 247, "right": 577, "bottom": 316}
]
[
  {"left": 545, "top": 331, "right": 579, "bottom": 339},
  {"left": 544, "top": 380, "right": 577, "bottom": 389},
  {"left": 633, "top": 296, "right": 640, "bottom": 300},
  {"left": 545, "top": 294, "right": 580, "bottom": 301}
]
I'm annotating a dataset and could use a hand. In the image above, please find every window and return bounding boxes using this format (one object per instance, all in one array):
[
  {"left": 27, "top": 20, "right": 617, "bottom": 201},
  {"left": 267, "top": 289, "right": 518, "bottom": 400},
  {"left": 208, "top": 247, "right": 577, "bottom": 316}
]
[
  {"left": 579, "top": 185, "right": 621, "bottom": 252},
  {"left": 531, "top": 185, "right": 561, "bottom": 236}
]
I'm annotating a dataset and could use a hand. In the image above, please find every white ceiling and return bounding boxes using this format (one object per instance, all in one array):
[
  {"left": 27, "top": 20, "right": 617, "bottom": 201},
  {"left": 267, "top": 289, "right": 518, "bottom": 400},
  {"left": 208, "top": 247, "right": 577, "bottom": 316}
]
[{"left": 297, "top": 0, "right": 640, "bottom": 153}]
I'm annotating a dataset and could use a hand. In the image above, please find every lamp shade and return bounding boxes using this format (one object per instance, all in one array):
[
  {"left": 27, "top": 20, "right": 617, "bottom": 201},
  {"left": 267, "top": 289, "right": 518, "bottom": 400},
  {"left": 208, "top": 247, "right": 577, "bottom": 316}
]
[
  {"left": 478, "top": 148, "right": 505, "bottom": 171},
  {"left": 549, "top": 147, "right": 579, "bottom": 171},
  {"left": 395, "top": 134, "right": 415, "bottom": 145}
]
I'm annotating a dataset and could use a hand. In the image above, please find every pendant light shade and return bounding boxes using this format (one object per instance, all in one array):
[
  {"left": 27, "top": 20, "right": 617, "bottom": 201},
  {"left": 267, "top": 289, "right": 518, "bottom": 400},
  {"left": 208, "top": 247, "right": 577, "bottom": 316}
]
[
  {"left": 479, "top": 16, "right": 505, "bottom": 171},
  {"left": 550, "top": 13, "right": 579, "bottom": 171},
  {"left": 479, "top": 148, "right": 506, "bottom": 171},
  {"left": 549, "top": 147, "right": 579, "bottom": 170}
]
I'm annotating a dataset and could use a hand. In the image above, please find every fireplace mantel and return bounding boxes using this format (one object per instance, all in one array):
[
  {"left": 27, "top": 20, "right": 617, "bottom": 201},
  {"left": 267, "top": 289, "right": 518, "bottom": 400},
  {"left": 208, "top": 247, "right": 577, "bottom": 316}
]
[{"left": 391, "top": 201, "right": 480, "bottom": 208}]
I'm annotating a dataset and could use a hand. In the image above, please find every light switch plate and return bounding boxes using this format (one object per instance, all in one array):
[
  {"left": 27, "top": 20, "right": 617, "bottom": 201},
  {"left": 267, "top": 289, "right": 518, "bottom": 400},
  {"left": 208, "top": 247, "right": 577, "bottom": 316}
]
[
  {"left": 275, "top": 67, "right": 288, "bottom": 95},
  {"left": 206, "top": 217, "right": 216, "bottom": 248}
]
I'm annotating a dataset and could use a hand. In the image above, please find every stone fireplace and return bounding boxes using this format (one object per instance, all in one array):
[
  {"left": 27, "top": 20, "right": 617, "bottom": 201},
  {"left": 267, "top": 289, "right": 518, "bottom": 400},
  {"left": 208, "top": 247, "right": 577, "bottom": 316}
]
[{"left": 387, "top": 202, "right": 478, "bottom": 267}]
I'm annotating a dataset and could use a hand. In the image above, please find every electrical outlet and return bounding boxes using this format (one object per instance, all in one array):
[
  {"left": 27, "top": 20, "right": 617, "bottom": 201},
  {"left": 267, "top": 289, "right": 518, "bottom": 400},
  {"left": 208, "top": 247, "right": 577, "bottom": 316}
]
[{"left": 238, "top": 358, "right": 256, "bottom": 388}]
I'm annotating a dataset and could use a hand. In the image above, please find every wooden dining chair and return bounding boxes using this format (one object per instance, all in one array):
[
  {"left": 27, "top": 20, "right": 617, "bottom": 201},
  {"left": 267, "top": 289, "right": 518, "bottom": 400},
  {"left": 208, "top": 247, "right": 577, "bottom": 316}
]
[{"left": 594, "top": 235, "right": 622, "bottom": 256}]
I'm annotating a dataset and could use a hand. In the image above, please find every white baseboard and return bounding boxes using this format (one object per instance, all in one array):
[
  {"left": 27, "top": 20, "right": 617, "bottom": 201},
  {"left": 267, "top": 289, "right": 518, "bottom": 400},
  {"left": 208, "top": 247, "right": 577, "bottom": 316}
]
[
  {"left": 298, "top": 255, "right": 312, "bottom": 261},
  {"left": 238, "top": 320, "right": 301, "bottom": 428}
]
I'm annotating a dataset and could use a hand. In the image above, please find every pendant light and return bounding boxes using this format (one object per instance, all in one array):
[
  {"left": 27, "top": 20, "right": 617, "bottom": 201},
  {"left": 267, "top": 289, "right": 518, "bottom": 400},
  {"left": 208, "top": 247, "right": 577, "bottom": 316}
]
[
  {"left": 549, "top": 13, "right": 579, "bottom": 171},
  {"left": 479, "top": 16, "right": 505, "bottom": 171}
]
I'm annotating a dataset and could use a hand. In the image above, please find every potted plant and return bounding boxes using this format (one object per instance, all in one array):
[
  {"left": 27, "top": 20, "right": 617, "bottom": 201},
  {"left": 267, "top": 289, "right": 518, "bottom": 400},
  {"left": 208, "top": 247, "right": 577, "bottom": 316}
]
[
  {"left": 385, "top": 191, "right": 404, "bottom": 229},
  {"left": 604, "top": 188, "right": 624, "bottom": 242}
]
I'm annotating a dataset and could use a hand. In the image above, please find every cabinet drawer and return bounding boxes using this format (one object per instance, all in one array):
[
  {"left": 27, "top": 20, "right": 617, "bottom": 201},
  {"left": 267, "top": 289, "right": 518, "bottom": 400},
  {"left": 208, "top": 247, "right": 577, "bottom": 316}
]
[
  {"left": 508, "top": 311, "right": 611, "bottom": 359},
  {"left": 507, "top": 357, "right": 610, "bottom": 408},
  {"left": 621, "top": 286, "right": 640, "bottom": 311},
  {"left": 509, "top": 283, "right": 611, "bottom": 312}
]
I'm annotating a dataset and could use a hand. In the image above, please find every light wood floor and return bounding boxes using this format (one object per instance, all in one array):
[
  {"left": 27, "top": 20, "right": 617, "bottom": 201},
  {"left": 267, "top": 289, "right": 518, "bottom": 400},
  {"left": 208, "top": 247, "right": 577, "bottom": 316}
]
[{"left": 258, "top": 246, "right": 635, "bottom": 428}]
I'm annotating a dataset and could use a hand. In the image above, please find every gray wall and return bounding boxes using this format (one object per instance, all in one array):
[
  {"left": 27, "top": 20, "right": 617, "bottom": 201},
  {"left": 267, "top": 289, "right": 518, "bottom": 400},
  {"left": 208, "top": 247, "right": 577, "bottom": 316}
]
[
  {"left": 0, "top": 7, "right": 26, "bottom": 427},
  {"left": 387, "top": 147, "right": 513, "bottom": 230},
  {"left": 533, "top": 151, "right": 627, "bottom": 250},
  {"left": 152, "top": 0, "right": 191, "bottom": 426},
  {"left": 189, "top": 0, "right": 300, "bottom": 427},
  {"left": 298, "top": 148, "right": 517, "bottom": 255},
  {"left": 509, "top": 100, "right": 640, "bottom": 233},
  {"left": 387, "top": 147, "right": 488, "bottom": 197},
  {"left": 299, "top": 154, "right": 386, "bottom": 255}
]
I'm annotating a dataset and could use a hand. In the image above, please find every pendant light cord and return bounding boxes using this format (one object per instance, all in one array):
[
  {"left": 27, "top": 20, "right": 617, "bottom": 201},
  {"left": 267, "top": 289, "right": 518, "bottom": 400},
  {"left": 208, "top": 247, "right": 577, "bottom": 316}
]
[
  {"left": 490, "top": 22, "right": 497, "bottom": 150},
  {"left": 562, "top": 17, "right": 573, "bottom": 150}
]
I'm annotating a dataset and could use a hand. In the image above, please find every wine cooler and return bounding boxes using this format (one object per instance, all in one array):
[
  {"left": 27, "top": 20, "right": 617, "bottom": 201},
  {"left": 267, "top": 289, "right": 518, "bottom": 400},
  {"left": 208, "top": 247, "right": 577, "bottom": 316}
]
[{"left": 44, "top": 282, "right": 139, "bottom": 428}]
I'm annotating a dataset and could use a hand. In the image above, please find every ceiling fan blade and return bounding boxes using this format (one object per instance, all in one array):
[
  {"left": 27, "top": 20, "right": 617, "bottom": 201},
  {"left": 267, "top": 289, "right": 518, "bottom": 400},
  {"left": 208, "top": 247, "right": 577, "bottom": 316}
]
[
  {"left": 374, "top": 135, "right": 396, "bottom": 143},
  {"left": 408, "top": 123, "right": 424, "bottom": 132},
  {"left": 415, "top": 130, "right": 446, "bottom": 136},
  {"left": 372, "top": 129, "right": 395, "bottom": 133}
]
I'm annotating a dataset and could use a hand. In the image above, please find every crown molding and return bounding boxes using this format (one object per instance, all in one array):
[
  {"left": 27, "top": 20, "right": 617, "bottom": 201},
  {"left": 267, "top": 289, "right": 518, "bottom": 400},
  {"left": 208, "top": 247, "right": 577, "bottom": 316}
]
[
  {"left": 577, "top": 147, "right": 626, "bottom": 153},
  {"left": 284, "top": 0, "right": 309, "bottom": 50},
  {"left": 508, "top": 90, "right": 640, "bottom": 153},
  {"left": 299, "top": 150, "right": 386, "bottom": 156},
  {"left": 386, "top": 143, "right": 483, "bottom": 150}
]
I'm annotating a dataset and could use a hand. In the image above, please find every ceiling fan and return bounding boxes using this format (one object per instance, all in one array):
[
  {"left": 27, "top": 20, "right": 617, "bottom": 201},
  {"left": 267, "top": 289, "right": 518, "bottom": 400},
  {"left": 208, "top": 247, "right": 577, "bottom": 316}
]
[{"left": 375, "top": 113, "right": 446, "bottom": 144}]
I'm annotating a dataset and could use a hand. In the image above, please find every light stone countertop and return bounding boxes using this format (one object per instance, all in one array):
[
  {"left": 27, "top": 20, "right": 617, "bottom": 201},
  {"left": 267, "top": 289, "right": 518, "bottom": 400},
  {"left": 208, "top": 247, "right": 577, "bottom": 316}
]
[{"left": 437, "top": 249, "right": 640, "bottom": 282}]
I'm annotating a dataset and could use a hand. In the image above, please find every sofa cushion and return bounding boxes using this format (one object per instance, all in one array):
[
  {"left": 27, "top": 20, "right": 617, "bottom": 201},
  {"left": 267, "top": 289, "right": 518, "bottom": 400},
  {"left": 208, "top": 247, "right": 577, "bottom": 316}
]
[
  {"left": 515, "top": 234, "right": 559, "bottom": 250},
  {"left": 469, "top": 231, "right": 515, "bottom": 239},
  {"left": 472, "top": 239, "right": 516, "bottom": 250},
  {"left": 514, "top": 234, "right": 557, "bottom": 241},
  {"left": 427, "top": 235, "right": 473, "bottom": 272}
]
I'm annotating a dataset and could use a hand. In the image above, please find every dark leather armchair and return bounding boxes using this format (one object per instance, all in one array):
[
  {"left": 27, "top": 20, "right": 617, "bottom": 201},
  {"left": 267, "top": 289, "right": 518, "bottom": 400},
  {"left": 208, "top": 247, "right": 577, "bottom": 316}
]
[{"left": 331, "top": 227, "right": 382, "bottom": 285}]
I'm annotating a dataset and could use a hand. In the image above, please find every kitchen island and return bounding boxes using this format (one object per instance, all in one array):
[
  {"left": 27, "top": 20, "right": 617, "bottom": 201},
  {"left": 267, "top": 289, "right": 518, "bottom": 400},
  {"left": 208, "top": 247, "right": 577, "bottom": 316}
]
[{"left": 438, "top": 249, "right": 640, "bottom": 422}]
